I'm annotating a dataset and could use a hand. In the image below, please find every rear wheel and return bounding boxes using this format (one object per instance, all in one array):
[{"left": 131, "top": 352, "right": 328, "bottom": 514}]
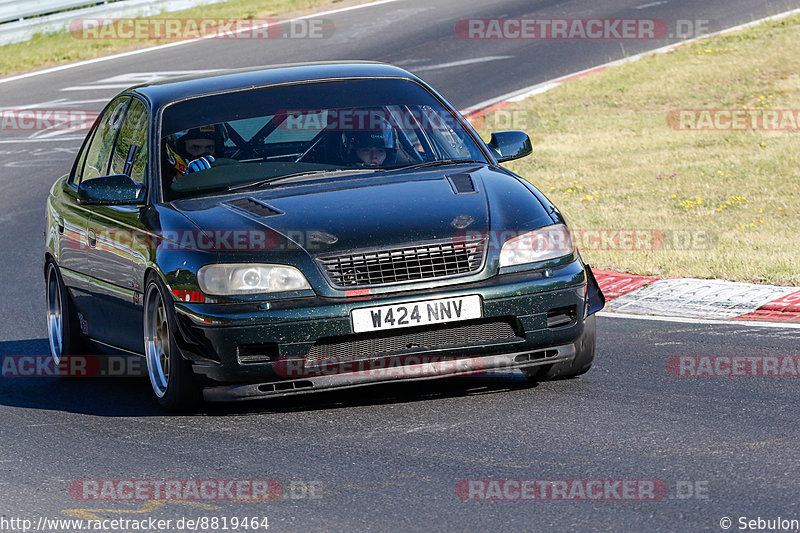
[
  {"left": 522, "top": 314, "right": 596, "bottom": 381},
  {"left": 143, "top": 275, "right": 201, "bottom": 410},
  {"left": 46, "top": 261, "right": 83, "bottom": 365}
]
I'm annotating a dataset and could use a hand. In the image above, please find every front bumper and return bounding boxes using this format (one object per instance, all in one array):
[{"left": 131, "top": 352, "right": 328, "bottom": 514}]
[
  {"left": 172, "top": 259, "right": 596, "bottom": 397},
  {"left": 202, "top": 343, "right": 577, "bottom": 401}
]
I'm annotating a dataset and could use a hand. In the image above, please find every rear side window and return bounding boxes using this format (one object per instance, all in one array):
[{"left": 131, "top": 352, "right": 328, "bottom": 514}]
[
  {"left": 79, "top": 97, "right": 130, "bottom": 184},
  {"left": 109, "top": 98, "right": 148, "bottom": 184}
]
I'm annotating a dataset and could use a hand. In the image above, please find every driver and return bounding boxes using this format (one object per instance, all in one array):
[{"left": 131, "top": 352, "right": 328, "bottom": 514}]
[
  {"left": 346, "top": 127, "right": 397, "bottom": 168},
  {"left": 165, "top": 124, "right": 225, "bottom": 179}
]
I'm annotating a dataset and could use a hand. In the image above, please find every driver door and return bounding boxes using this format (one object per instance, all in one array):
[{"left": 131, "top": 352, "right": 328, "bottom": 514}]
[{"left": 85, "top": 97, "right": 151, "bottom": 352}]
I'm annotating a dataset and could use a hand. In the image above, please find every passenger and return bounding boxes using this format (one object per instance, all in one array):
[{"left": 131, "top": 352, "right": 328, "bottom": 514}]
[{"left": 346, "top": 128, "right": 397, "bottom": 168}]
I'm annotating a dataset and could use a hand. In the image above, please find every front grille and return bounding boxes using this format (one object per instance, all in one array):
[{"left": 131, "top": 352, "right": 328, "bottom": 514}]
[
  {"left": 316, "top": 238, "right": 486, "bottom": 288},
  {"left": 307, "top": 319, "right": 521, "bottom": 359}
]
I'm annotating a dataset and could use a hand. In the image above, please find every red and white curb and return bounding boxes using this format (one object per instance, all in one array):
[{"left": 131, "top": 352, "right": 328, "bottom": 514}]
[
  {"left": 736, "top": 292, "right": 800, "bottom": 323},
  {"left": 593, "top": 270, "right": 800, "bottom": 325}
]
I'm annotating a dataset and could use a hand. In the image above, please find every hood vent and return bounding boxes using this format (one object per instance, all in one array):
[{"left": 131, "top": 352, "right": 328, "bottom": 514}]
[
  {"left": 225, "top": 197, "right": 282, "bottom": 217},
  {"left": 447, "top": 173, "right": 476, "bottom": 194}
]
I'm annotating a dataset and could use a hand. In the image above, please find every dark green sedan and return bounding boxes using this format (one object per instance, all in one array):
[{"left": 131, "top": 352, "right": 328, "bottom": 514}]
[{"left": 44, "top": 62, "right": 604, "bottom": 410}]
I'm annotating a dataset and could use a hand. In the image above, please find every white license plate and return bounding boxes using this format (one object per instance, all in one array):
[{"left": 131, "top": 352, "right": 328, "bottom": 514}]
[{"left": 351, "top": 295, "right": 482, "bottom": 333}]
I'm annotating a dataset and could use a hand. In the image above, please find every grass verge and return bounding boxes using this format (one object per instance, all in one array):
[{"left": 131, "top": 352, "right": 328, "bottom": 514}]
[
  {"left": 474, "top": 16, "right": 800, "bottom": 286},
  {"left": 0, "top": 0, "right": 368, "bottom": 78}
]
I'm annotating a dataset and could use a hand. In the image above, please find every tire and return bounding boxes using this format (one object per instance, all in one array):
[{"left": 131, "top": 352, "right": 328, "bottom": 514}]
[
  {"left": 143, "top": 274, "right": 201, "bottom": 410},
  {"left": 45, "top": 261, "right": 84, "bottom": 366},
  {"left": 522, "top": 314, "right": 596, "bottom": 381}
]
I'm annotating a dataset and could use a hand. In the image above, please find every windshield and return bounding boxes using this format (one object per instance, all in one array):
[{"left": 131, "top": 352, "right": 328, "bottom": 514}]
[{"left": 160, "top": 78, "right": 488, "bottom": 199}]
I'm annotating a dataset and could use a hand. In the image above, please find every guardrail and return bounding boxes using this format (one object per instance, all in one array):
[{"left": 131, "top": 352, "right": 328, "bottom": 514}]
[
  {"left": 0, "top": 0, "right": 227, "bottom": 46},
  {"left": 0, "top": 0, "right": 112, "bottom": 24}
]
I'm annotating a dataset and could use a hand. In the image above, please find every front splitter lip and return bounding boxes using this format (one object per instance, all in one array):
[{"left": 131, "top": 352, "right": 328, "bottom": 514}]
[{"left": 202, "top": 343, "right": 576, "bottom": 402}]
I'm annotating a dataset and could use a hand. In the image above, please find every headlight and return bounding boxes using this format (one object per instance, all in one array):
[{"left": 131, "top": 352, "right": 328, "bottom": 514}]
[
  {"left": 197, "top": 264, "right": 311, "bottom": 295},
  {"left": 498, "top": 224, "right": 574, "bottom": 267}
]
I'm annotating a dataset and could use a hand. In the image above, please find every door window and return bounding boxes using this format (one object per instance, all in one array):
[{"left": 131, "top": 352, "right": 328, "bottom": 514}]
[
  {"left": 109, "top": 98, "right": 148, "bottom": 184},
  {"left": 79, "top": 97, "right": 130, "bottom": 184}
]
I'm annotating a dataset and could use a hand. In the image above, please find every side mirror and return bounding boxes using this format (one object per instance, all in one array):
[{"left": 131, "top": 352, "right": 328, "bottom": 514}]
[
  {"left": 78, "top": 174, "right": 145, "bottom": 205},
  {"left": 486, "top": 131, "right": 533, "bottom": 163}
]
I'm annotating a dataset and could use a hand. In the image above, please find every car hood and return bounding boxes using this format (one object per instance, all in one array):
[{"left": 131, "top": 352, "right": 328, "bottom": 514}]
[{"left": 170, "top": 165, "right": 555, "bottom": 257}]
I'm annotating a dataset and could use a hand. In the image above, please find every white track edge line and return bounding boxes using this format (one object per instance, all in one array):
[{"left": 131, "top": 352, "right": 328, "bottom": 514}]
[
  {"left": 0, "top": 0, "right": 401, "bottom": 86},
  {"left": 598, "top": 311, "right": 800, "bottom": 329},
  {"left": 464, "top": 7, "right": 800, "bottom": 112}
]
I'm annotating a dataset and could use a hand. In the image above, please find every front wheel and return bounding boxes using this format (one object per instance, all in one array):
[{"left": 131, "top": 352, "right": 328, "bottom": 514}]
[
  {"left": 522, "top": 314, "right": 596, "bottom": 381},
  {"left": 143, "top": 275, "right": 201, "bottom": 410},
  {"left": 46, "top": 261, "right": 83, "bottom": 365}
]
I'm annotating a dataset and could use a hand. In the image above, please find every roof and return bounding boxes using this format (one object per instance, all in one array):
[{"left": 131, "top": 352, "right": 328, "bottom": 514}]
[{"left": 129, "top": 62, "right": 421, "bottom": 110}]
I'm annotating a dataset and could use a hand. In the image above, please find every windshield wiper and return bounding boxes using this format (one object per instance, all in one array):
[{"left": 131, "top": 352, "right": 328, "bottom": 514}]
[
  {"left": 227, "top": 169, "right": 380, "bottom": 192},
  {"left": 395, "top": 159, "right": 484, "bottom": 171}
]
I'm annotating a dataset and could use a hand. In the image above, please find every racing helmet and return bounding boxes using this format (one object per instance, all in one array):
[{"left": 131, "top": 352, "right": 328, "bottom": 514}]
[{"left": 165, "top": 124, "right": 226, "bottom": 174}]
